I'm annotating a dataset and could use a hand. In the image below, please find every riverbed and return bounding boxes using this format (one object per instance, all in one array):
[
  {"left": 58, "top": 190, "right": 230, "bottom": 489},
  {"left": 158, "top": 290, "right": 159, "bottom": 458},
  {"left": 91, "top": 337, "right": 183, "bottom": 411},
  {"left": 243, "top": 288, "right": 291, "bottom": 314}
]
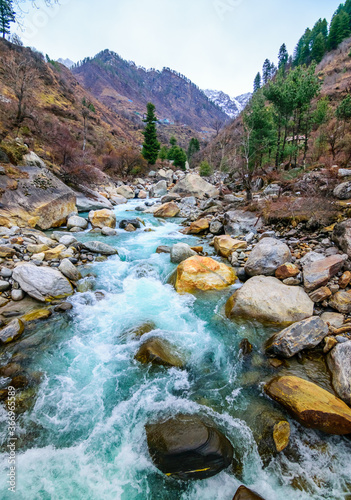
[{"left": 0, "top": 200, "right": 350, "bottom": 500}]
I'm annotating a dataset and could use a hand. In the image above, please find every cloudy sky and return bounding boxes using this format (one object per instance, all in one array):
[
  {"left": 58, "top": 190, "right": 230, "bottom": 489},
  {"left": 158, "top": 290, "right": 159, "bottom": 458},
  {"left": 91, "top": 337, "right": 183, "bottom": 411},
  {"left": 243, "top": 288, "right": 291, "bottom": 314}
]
[{"left": 16, "top": 0, "right": 339, "bottom": 97}]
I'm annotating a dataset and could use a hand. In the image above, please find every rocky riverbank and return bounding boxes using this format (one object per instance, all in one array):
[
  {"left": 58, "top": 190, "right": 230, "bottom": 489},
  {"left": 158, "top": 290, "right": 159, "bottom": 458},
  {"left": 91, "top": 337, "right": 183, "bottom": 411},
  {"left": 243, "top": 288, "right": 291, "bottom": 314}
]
[{"left": 1, "top": 156, "right": 351, "bottom": 498}]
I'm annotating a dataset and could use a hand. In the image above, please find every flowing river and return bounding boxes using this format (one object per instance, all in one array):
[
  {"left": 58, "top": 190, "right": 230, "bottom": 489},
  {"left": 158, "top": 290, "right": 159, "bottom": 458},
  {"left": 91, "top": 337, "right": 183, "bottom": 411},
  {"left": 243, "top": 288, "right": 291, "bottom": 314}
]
[{"left": 0, "top": 200, "right": 350, "bottom": 500}]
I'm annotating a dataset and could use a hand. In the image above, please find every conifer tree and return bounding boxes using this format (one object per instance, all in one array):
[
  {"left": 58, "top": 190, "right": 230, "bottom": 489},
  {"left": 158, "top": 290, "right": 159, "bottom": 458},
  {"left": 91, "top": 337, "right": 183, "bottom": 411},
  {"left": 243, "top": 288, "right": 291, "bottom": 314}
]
[
  {"left": 328, "top": 12, "right": 342, "bottom": 50},
  {"left": 262, "top": 59, "right": 272, "bottom": 85},
  {"left": 142, "top": 102, "right": 160, "bottom": 165},
  {"left": 187, "top": 137, "right": 200, "bottom": 167},
  {"left": 0, "top": 0, "right": 15, "bottom": 38},
  {"left": 338, "top": 10, "right": 351, "bottom": 41},
  {"left": 311, "top": 32, "right": 326, "bottom": 63},
  {"left": 278, "top": 43, "right": 289, "bottom": 70},
  {"left": 253, "top": 72, "right": 261, "bottom": 93}
]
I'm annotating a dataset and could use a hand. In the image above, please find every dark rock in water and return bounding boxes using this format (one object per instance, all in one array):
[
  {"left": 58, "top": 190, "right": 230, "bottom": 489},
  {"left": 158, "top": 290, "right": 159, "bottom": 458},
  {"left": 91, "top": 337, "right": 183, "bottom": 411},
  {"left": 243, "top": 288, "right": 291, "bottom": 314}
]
[
  {"left": 156, "top": 245, "right": 171, "bottom": 254},
  {"left": 265, "top": 316, "right": 329, "bottom": 358},
  {"left": 11, "top": 375, "right": 30, "bottom": 389},
  {"left": 0, "top": 362, "right": 23, "bottom": 378},
  {"left": 54, "top": 302, "right": 73, "bottom": 312},
  {"left": 122, "top": 322, "right": 156, "bottom": 339},
  {"left": 239, "top": 339, "right": 253, "bottom": 356},
  {"left": 146, "top": 414, "right": 233, "bottom": 480},
  {"left": 135, "top": 337, "right": 184, "bottom": 368},
  {"left": 119, "top": 219, "right": 141, "bottom": 230},
  {"left": 232, "top": 485, "right": 266, "bottom": 500}
]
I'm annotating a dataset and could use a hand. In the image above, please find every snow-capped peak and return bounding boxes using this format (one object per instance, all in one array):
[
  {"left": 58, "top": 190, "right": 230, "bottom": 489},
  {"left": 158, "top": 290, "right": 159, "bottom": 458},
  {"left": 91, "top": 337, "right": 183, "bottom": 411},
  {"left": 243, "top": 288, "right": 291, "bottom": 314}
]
[{"left": 203, "top": 89, "right": 251, "bottom": 118}]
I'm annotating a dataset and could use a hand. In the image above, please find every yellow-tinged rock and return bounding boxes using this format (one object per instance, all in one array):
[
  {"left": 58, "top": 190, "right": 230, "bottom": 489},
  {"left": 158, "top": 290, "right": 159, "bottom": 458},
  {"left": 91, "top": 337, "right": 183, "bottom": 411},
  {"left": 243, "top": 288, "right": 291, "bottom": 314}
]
[
  {"left": 265, "top": 375, "right": 351, "bottom": 435},
  {"left": 188, "top": 218, "right": 210, "bottom": 234},
  {"left": 22, "top": 309, "right": 52, "bottom": 322},
  {"left": 273, "top": 421, "right": 290, "bottom": 453},
  {"left": 214, "top": 235, "right": 247, "bottom": 258},
  {"left": 153, "top": 202, "right": 180, "bottom": 218},
  {"left": 175, "top": 255, "right": 237, "bottom": 293},
  {"left": 88, "top": 209, "right": 116, "bottom": 229},
  {"left": 44, "top": 244, "right": 66, "bottom": 261}
]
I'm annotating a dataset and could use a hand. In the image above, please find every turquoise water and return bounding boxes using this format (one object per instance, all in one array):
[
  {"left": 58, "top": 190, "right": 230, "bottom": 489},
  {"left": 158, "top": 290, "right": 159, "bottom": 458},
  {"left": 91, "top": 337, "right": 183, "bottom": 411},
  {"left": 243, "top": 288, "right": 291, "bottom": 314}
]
[{"left": 0, "top": 201, "right": 350, "bottom": 500}]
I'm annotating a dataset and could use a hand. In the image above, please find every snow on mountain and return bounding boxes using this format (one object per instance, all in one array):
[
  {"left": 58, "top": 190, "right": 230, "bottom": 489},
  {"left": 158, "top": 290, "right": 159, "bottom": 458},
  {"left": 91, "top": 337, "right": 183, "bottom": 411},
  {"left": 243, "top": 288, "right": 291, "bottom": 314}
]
[
  {"left": 203, "top": 89, "right": 251, "bottom": 118},
  {"left": 57, "top": 58, "right": 75, "bottom": 69}
]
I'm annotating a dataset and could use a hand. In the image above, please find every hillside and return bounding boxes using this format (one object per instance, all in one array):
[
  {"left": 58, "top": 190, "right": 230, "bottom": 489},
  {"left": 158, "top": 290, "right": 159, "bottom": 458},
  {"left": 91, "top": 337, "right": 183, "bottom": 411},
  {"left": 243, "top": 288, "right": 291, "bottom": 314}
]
[{"left": 72, "top": 50, "right": 229, "bottom": 134}]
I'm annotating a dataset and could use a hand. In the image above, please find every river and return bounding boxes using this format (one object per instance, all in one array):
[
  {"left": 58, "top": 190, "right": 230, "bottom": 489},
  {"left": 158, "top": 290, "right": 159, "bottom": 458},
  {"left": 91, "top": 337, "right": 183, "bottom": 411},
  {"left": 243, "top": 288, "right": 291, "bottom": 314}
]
[{"left": 0, "top": 200, "right": 350, "bottom": 500}]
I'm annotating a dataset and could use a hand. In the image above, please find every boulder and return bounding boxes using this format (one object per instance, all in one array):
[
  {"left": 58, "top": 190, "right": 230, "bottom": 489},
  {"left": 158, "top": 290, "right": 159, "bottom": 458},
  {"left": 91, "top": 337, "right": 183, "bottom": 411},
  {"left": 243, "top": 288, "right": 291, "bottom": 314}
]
[
  {"left": 0, "top": 245, "right": 16, "bottom": 258},
  {"left": 214, "top": 235, "right": 247, "bottom": 258},
  {"left": 101, "top": 227, "right": 117, "bottom": 236},
  {"left": 232, "top": 486, "right": 266, "bottom": 500},
  {"left": 116, "top": 185, "right": 134, "bottom": 199},
  {"left": 119, "top": 219, "right": 141, "bottom": 230},
  {"left": 321, "top": 312, "right": 344, "bottom": 329},
  {"left": 245, "top": 238, "right": 291, "bottom": 277},
  {"left": 0, "top": 319, "right": 24, "bottom": 344},
  {"left": 339, "top": 271, "right": 351, "bottom": 289},
  {"left": 88, "top": 209, "right": 116, "bottom": 229},
  {"left": 327, "top": 341, "right": 351, "bottom": 406},
  {"left": 275, "top": 263, "right": 300, "bottom": 280},
  {"left": 209, "top": 220, "right": 223, "bottom": 235},
  {"left": 44, "top": 244, "right": 66, "bottom": 261},
  {"left": 81, "top": 241, "right": 117, "bottom": 255},
  {"left": 187, "top": 218, "right": 210, "bottom": 234},
  {"left": 59, "top": 258, "right": 80, "bottom": 281},
  {"left": 0, "top": 165, "right": 76, "bottom": 230},
  {"left": 309, "top": 286, "right": 332, "bottom": 303},
  {"left": 156, "top": 245, "right": 171, "bottom": 254},
  {"left": 329, "top": 291, "right": 351, "bottom": 314},
  {"left": 303, "top": 254, "right": 347, "bottom": 292},
  {"left": 111, "top": 194, "right": 127, "bottom": 205},
  {"left": 170, "top": 174, "right": 219, "bottom": 199},
  {"left": 226, "top": 276, "right": 314, "bottom": 326},
  {"left": 59, "top": 235, "right": 77, "bottom": 247},
  {"left": 153, "top": 202, "right": 180, "bottom": 218},
  {"left": 333, "top": 181, "right": 351, "bottom": 200},
  {"left": 224, "top": 210, "right": 263, "bottom": 236},
  {"left": 67, "top": 215, "right": 88, "bottom": 230},
  {"left": 12, "top": 264, "right": 73, "bottom": 302},
  {"left": 266, "top": 316, "right": 329, "bottom": 358},
  {"left": 75, "top": 188, "right": 113, "bottom": 211},
  {"left": 263, "top": 183, "right": 281, "bottom": 197},
  {"left": 170, "top": 243, "right": 196, "bottom": 264},
  {"left": 149, "top": 180, "right": 168, "bottom": 198},
  {"left": 264, "top": 375, "right": 351, "bottom": 435},
  {"left": 332, "top": 220, "right": 351, "bottom": 257},
  {"left": 145, "top": 414, "right": 233, "bottom": 480},
  {"left": 23, "top": 151, "right": 46, "bottom": 168},
  {"left": 0, "top": 280, "right": 10, "bottom": 291},
  {"left": 138, "top": 190, "right": 147, "bottom": 199},
  {"left": 175, "top": 256, "right": 236, "bottom": 293},
  {"left": 135, "top": 337, "right": 184, "bottom": 368}
]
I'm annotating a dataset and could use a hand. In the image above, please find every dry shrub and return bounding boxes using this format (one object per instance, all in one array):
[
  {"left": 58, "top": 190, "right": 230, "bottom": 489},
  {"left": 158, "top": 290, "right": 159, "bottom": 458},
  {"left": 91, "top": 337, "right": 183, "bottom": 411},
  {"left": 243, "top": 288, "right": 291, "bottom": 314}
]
[
  {"left": 262, "top": 196, "right": 338, "bottom": 227},
  {"left": 61, "top": 163, "right": 105, "bottom": 187},
  {"left": 102, "top": 147, "right": 147, "bottom": 178}
]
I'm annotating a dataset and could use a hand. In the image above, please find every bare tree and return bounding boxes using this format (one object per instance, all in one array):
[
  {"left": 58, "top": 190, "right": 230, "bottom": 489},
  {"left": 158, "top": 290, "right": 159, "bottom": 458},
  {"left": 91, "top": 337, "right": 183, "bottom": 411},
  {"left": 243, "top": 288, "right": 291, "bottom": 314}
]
[
  {"left": 213, "top": 119, "right": 224, "bottom": 137},
  {"left": 0, "top": 55, "right": 39, "bottom": 130}
]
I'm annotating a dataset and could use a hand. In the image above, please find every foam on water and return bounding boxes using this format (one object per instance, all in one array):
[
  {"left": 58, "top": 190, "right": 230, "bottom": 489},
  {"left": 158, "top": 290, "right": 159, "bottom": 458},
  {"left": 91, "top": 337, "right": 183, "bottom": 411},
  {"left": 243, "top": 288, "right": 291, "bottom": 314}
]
[{"left": 0, "top": 202, "right": 350, "bottom": 499}]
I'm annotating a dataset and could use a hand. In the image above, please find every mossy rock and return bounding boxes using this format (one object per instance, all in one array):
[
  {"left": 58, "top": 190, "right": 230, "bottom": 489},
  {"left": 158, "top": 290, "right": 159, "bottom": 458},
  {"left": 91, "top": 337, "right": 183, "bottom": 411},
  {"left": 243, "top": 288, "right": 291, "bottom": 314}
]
[{"left": 0, "top": 142, "right": 28, "bottom": 165}]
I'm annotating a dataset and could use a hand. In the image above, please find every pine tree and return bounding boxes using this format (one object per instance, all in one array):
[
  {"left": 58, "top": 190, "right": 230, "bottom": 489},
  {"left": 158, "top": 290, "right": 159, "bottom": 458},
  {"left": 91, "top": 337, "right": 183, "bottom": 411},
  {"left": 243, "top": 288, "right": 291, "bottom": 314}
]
[
  {"left": 253, "top": 72, "right": 261, "bottom": 93},
  {"left": 278, "top": 43, "right": 289, "bottom": 70},
  {"left": 328, "top": 12, "right": 342, "bottom": 50},
  {"left": 338, "top": 10, "right": 351, "bottom": 41},
  {"left": 187, "top": 137, "right": 200, "bottom": 167},
  {"left": 262, "top": 59, "right": 272, "bottom": 85},
  {"left": 0, "top": 0, "right": 15, "bottom": 38},
  {"left": 142, "top": 102, "right": 160, "bottom": 165},
  {"left": 311, "top": 33, "right": 326, "bottom": 63}
]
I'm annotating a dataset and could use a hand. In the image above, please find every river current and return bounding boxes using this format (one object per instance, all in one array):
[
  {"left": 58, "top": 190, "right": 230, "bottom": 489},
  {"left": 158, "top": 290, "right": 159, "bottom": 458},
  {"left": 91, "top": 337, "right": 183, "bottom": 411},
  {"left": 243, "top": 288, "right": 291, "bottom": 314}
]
[{"left": 0, "top": 200, "right": 350, "bottom": 500}]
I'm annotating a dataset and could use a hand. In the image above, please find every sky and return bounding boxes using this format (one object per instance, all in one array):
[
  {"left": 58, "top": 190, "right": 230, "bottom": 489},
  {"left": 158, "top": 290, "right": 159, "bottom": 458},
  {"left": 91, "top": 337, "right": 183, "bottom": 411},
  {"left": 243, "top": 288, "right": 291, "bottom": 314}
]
[{"left": 15, "top": 0, "right": 340, "bottom": 97}]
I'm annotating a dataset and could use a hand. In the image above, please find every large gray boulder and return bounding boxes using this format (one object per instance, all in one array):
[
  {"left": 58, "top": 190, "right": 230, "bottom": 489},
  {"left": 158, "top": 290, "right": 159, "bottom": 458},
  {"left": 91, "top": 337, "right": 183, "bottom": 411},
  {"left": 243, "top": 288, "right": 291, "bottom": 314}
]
[
  {"left": 12, "top": 264, "right": 73, "bottom": 302},
  {"left": 82, "top": 241, "right": 117, "bottom": 255},
  {"left": 67, "top": 215, "right": 88, "bottom": 230},
  {"left": 170, "top": 174, "right": 219, "bottom": 199},
  {"left": 0, "top": 165, "right": 76, "bottom": 230},
  {"left": 170, "top": 243, "right": 196, "bottom": 264},
  {"left": 75, "top": 187, "right": 113, "bottom": 211},
  {"left": 224, "top": 210, "right": 263, "bottom": 236},
  {"left": 59, "top": 258, "right": 80, "bottom": 281},
  {"left": 245, "top": 238, "right": 291, "bottom": 277},
  {"left": 149, "top": 180, "right": 168, "bottom": 198},
  {"left": 333, "top": 220, "right": 351, "bottom": 258},
  {"left": 328, "top": 341, "right": 351, "bottom": 406},
  {"left": 0, "top": 319, "right": 24, "bottom": 344},
  {"left": 266, "top": 316, "right": 329, "bottom": 358},
  {"left": 333, "top": 181, "right": 351, "bottom": 200},
  {"left": 226, "top": 276, "right": 314, "bottom": 326}
]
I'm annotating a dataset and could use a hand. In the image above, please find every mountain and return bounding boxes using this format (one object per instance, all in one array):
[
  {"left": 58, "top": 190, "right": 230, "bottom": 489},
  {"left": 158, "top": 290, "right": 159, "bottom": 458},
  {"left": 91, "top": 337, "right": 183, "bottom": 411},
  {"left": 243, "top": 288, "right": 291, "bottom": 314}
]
[
  {"left": 57, "top": 58, "right": 75, "bottom": 69},
  {"left": 72, "top": 50, "right": 229, "bottom": 133},
  {"left": 203, "top": 89, "right": 251, "bottom": 118}
]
